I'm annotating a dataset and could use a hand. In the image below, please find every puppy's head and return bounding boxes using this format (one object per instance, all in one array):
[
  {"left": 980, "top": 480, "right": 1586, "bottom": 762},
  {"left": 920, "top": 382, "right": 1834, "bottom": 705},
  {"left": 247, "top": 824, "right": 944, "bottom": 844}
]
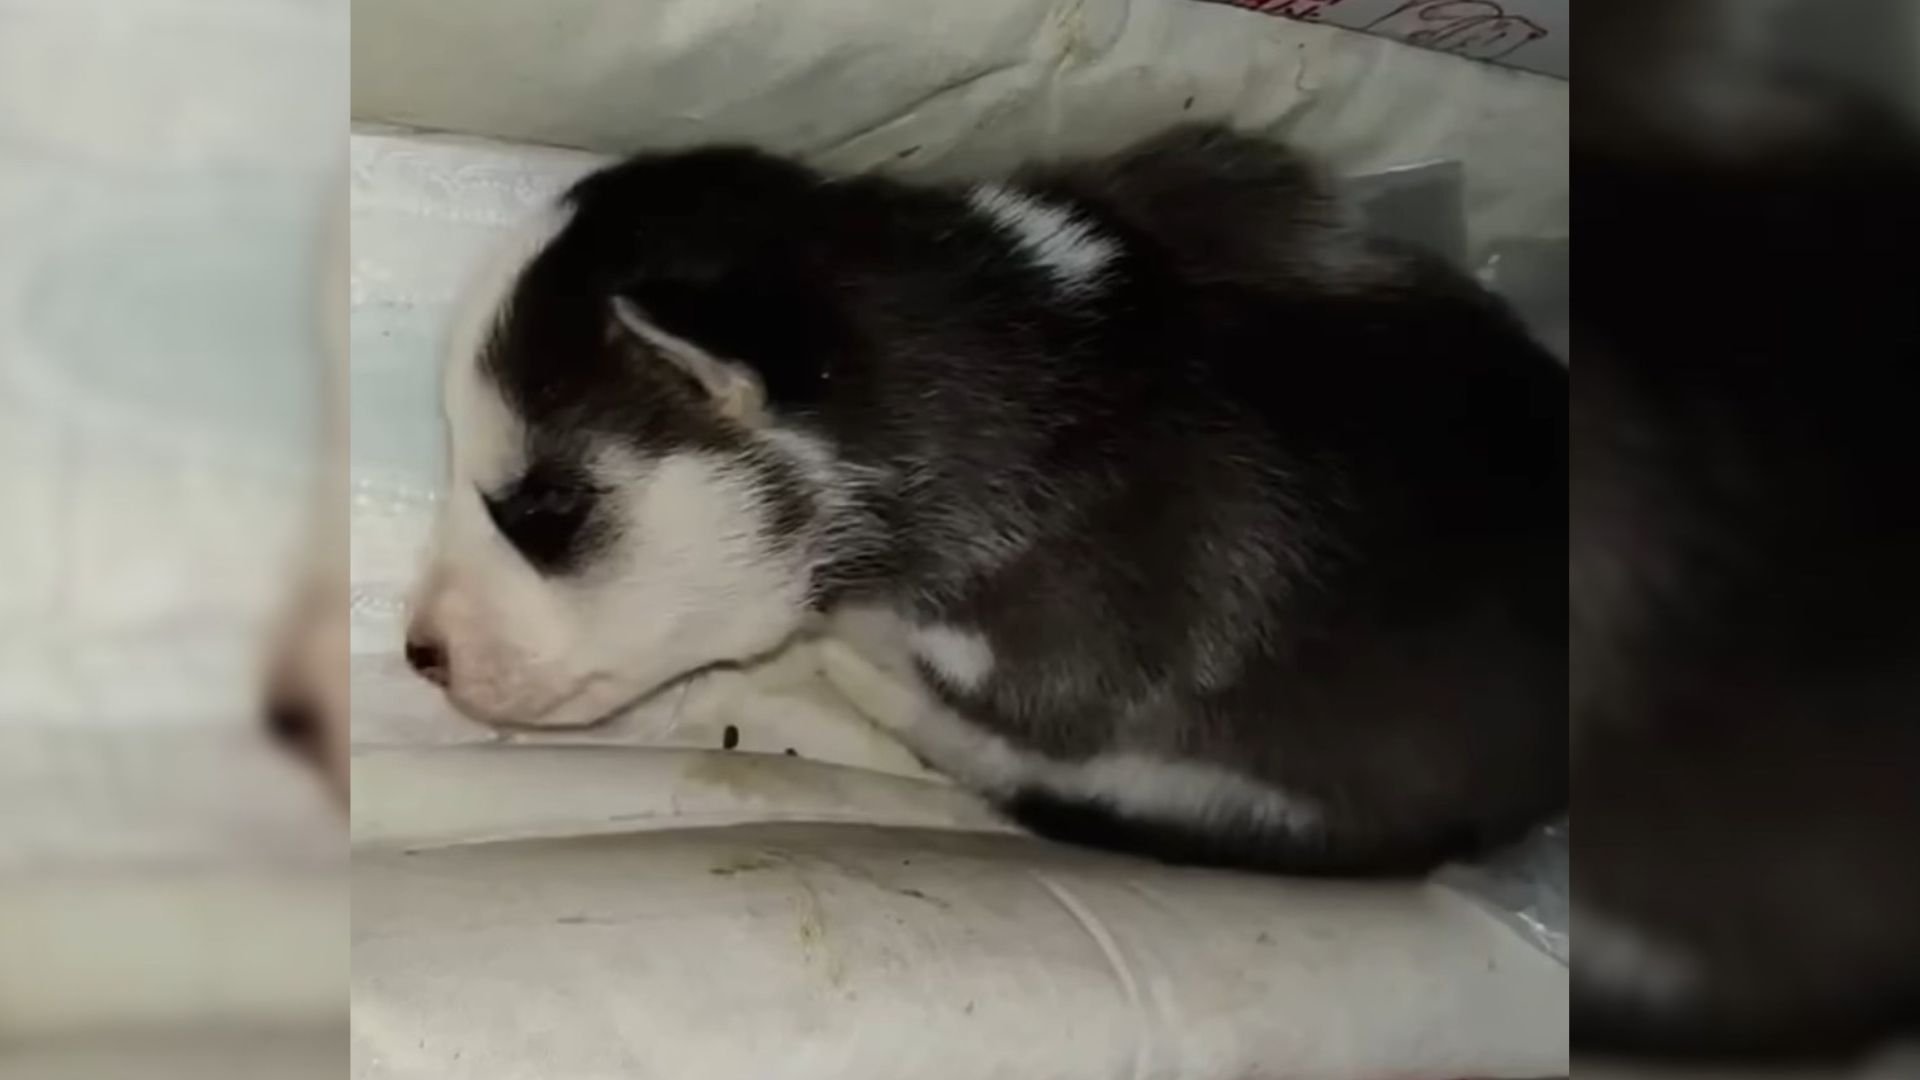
[{"left": 409, "top": 150, "right": 863, "bottom": 729}]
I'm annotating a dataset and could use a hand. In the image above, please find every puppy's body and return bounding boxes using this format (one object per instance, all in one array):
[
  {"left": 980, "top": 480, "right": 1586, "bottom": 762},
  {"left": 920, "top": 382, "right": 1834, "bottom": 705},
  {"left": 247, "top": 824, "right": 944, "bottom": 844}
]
[{"left": 415, "top": 127, "right": 1566, "bottom": 875}]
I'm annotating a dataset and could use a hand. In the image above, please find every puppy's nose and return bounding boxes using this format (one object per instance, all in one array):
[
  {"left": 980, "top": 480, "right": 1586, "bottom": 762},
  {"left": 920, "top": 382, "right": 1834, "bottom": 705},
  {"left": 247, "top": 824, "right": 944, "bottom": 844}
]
[{"left": 405, "top": 633, "right": 449, "bottom": 687}]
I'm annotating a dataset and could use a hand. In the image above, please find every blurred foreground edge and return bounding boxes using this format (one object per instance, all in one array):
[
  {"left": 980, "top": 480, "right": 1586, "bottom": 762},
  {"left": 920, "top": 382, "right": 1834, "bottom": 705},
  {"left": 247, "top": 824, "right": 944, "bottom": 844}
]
[{"left": 1572, "top": 0, "right": 1920, "bottom": 1067}]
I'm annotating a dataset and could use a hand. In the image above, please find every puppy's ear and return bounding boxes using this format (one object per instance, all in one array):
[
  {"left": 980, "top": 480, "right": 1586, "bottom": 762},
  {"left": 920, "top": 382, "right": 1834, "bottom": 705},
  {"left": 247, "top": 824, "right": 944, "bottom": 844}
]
[
  {"left": 609, "top": 296, "right": 767, "bottom": 424},
  {"left": 608, "top": 256, "right": 849, "bottom": 411}
]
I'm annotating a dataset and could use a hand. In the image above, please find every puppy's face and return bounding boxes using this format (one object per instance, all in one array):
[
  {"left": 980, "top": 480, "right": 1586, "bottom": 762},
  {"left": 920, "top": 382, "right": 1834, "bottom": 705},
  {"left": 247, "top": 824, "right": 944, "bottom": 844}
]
[{"left": 408, "top": 201, "right": 832, "bottom": 730}]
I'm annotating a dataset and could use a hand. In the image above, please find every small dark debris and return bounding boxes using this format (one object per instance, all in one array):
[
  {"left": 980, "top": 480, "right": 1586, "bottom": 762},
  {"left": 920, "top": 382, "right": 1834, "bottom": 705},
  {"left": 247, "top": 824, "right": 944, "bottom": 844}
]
[
  {"left": 722, "top": 724, "right": 740, "bottom": 750},
  {"left": 784, "top": 747, "right": 798, "bottom": 757},
  {"left": 897, "top": 145, "right": 922, "bottom": 159},
  {"left": 1256, "top": 931, "right": 1274, "bottom": 945},
  {"left": 709, "top": 854, "right": 781, "bottom": 876},
  {"left": 1183, "top": 95, "right": 1195, "bottom": 110}
]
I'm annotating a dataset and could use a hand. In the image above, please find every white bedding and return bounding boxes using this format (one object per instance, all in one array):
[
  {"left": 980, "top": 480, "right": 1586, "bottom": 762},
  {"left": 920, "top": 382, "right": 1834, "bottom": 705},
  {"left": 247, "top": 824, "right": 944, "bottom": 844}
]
[
  {"left": 355, "top": 816, "right": 1567, "bottom": 1080},
  {"left": 351, "top": 0, "right": 1567, "bottom": 258}
]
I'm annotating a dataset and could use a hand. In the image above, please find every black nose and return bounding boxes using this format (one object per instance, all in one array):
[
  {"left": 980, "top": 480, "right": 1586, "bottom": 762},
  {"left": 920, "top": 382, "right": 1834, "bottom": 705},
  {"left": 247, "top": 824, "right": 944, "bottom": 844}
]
[{"left": 405, "top": 636, "right": 449, "bottom": 686}]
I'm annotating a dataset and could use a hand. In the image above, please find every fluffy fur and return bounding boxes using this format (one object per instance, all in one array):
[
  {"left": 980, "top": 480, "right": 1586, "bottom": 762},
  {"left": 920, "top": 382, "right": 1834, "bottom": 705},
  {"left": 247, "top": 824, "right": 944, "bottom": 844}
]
[{"left": 410, "top": 125, "right": 1567, "bottom": 876}]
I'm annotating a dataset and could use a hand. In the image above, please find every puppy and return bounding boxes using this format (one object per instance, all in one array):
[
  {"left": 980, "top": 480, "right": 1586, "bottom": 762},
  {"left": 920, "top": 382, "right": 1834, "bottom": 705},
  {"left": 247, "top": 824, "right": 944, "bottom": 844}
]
[{"left": 408, "top": 126, "right": 1567, "bottom": 875}]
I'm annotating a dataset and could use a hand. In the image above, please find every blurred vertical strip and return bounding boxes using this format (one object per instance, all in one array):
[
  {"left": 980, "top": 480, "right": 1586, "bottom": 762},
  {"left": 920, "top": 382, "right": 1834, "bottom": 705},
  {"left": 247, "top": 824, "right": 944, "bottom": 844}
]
[
  {"left": 1574, "top": 0, "right": 1920, "bottom": 1070},
  {"left": 0, "top": 0, "right": 346, "bottom": 1075}
]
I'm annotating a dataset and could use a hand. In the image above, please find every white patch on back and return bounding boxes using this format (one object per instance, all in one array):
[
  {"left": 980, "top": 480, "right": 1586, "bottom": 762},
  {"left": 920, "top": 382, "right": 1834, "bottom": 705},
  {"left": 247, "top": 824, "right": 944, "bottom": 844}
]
[
  {"left": 820, "top": 611, "right": 1321, "bottom": 837},
  {"left": 909, "top": 623, "right": 994, "bottom": 691},
  {"left": 967, "top": 183, "right": 1117, "bottom": 296}
]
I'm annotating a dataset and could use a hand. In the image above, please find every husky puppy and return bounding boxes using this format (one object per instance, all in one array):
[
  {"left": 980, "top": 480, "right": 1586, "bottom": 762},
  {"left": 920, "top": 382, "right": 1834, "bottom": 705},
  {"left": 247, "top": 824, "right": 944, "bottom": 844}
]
[{"left": 408, "top": 126, "right": 1566, "bottom": 875}]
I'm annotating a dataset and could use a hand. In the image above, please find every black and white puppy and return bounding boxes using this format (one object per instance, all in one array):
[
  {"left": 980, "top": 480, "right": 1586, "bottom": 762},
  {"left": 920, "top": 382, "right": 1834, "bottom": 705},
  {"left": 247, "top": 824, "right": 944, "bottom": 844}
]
[{"left": 409, "top": 125, "right": 1567, "bottom": 876}]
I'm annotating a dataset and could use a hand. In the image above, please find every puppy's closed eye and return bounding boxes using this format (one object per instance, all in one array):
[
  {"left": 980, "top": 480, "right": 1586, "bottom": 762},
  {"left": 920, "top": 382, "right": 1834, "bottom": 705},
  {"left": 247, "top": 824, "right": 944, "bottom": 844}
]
[{"left": 482, "top": 460, "right": 604, "bottom": 573}]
